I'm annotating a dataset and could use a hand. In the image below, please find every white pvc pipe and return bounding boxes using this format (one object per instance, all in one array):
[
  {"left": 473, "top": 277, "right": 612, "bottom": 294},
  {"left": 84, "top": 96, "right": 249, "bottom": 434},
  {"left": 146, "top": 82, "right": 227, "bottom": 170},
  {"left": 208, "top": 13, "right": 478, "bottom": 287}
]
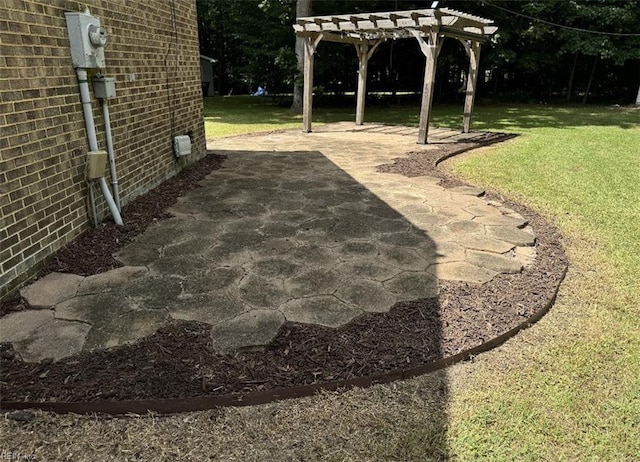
[
  {"left": 76, "top": 69, "right": 123, "bottom": 226},
  {"left": 77, "top": 69, "right": 99, "bottom": 152},
  {"left": 98, "top": 177, "right": 120, "bottom": 223},
  {"left": 100, "top": 98, "right": 121, "bottom": 211}
]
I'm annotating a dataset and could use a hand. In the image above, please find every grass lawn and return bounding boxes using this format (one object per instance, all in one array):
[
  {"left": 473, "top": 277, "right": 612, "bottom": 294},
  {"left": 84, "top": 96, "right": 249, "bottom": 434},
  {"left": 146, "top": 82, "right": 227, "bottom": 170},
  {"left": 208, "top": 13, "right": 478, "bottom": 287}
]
[
  {"left": 205, "top": 97, "right": 639, "bottom": 459},
  {"left": 204, "top": 94, "right": 432, "bottom": 137},
  {"left": 445, "top": 105, "right": 639, "bottom": 460}
]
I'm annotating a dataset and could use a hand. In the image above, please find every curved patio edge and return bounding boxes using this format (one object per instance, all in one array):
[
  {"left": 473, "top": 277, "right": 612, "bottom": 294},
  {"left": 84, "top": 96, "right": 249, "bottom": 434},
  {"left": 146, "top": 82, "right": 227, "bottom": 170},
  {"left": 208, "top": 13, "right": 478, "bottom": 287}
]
[{"left": 0, "top": 265, "right": 566, "bottom": 416}]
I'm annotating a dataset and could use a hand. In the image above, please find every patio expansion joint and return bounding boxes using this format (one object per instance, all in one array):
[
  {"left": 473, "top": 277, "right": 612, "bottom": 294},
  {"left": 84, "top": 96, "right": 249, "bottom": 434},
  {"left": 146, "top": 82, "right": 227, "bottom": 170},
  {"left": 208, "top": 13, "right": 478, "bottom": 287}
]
[{"left": 53, "top": 309, "right": 94, "bottom": 328}]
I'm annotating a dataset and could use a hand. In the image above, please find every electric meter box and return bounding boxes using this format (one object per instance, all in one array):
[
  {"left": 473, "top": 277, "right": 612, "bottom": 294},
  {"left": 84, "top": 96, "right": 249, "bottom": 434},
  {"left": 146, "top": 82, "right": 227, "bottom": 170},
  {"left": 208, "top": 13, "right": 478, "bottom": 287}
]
[
  {"left": 65, "top": 12, "right": 107, "bottom": 69},
  {"left": 93, "top": 77, "right": 116, "bottom": 98}
]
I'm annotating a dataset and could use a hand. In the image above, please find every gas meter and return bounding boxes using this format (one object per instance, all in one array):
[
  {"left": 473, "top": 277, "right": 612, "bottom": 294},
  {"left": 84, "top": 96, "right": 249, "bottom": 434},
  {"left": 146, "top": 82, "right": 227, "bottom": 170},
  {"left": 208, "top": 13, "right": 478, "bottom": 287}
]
[{"left": 65, "top": 11, "right": 108, "bottom": 69}]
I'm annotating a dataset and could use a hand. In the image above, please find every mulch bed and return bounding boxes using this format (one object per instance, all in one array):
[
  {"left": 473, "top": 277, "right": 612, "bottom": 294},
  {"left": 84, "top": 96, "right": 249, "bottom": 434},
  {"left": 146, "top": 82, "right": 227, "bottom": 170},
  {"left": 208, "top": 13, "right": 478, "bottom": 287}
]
[{"left": 0, "top": 135, "right": 567, "bottom": 403}]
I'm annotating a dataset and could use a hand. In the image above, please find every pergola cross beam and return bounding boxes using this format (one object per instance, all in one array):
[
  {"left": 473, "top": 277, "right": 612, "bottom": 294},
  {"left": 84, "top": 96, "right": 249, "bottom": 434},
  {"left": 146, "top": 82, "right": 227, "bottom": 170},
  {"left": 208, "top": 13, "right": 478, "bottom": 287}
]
[{"left": 294, "top": 8, "right": 497, "bottom": 142}]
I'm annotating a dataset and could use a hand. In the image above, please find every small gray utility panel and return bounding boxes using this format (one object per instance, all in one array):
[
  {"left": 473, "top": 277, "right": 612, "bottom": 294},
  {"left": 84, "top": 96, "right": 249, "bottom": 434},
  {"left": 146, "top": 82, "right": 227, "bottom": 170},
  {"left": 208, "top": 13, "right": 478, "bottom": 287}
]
[
  {"left": 65, "top": 12, "right": 108, "bottom": 69},
  {"left": 93, "top": 77, "right": 116, "bottom": 98}
]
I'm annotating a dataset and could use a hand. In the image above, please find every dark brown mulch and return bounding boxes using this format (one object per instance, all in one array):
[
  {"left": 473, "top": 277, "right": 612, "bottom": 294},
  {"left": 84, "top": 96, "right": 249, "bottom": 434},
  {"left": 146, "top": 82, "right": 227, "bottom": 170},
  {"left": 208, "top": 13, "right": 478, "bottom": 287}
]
[
  {"left": 0, "top": 137, "right": 568, "bottom": 403},
  {"left": 377, "top": 132, "right": 517, "bottom": 189}
]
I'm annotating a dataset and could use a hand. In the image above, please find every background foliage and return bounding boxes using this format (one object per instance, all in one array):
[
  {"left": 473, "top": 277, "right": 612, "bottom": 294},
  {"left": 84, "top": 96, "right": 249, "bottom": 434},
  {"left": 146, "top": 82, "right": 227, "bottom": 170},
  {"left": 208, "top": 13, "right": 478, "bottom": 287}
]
[{"left": 197, "top": 0, "right": 639, "bottom": 103}]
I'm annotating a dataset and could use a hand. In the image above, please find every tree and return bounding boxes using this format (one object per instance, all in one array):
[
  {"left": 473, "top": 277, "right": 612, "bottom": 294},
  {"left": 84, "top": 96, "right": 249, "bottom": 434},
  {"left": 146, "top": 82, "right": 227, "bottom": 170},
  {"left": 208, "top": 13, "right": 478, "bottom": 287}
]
[
  {"left": 291, "top": 0, "right": 312, "bottom": 112},
  {"left": 197, "top": 0, "right": 297, "bottom": 95},
  {"left": 455, "top": 0, "right": 640, "bottom": 103},
  {"left": 197, "top": 0, "right": 640, "bottom": 104}
]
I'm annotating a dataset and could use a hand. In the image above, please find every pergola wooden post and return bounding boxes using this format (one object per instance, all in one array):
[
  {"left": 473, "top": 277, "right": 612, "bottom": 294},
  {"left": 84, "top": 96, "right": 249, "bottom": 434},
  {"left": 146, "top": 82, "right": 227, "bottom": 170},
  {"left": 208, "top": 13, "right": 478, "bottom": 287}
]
[
  {"left": 302, "top": 33, "right": 323, "bottom": 133},
  {"left": 461, "top": 40, "right": 481, "bottom": 133},
  {"left": 294, "top": 8, "right": 496, "bottom": 142},
  {"left": 413, "top": 30, "right": 442, "bottom": 144},
  {"left": 354, "top": 40, "right": 383, "bottom": 125}
]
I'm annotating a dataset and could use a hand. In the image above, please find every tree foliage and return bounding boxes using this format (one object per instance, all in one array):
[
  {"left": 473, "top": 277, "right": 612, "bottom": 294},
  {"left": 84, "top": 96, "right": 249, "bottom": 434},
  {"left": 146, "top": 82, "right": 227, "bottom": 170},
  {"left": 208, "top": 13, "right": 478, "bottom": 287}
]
[
  {"left": 197, "top": 0, "right": 640, "bottom": 103},
  {"left": 198, "top": 0, "right": 298, "bottom": 95}
]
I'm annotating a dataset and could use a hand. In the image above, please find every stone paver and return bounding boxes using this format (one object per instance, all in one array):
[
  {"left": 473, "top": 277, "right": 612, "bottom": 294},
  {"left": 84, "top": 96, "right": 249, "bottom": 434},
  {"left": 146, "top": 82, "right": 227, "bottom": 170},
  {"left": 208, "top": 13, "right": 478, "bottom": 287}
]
[
  {"left": 455, "top": 234, "right": 515, "bottom": 254},
  {"left": 7, "top": 124, "right": 537, "bottom": 361},
  {"left": 466, "top": 250, "right": 523, "bottom": 274},
  {"left": 168, "top": 292, "right": 248, "bottom": 325},
  {"left": 335, "top": 279, "right": 397, "bottom": 313},
  {"left": 383, "top": 272, "right": 439, "bottom": 300},
  {"left": 430, "top": 262, "right": 498, "bottom": 284},
  {"left": 475, "top": 214, "right": 528, "bottom": 228},
  {"left": 20, "top": 272, "right": 84, "bottom": 308},
  {"left": 0, "top": 310, "right": 55, "bottom": 343},
  {"left": 280, "top": 296, "right": 363, "bottom": 328},
  {"left": 12, "top": 320, "right": 91, "bottom": 363},
  {"left": 210, "top": 310, "right": 285, "bottom": 352},
  {"left": 485, "top": 225, "right": 536, "bottom": 247},
  {"left": 0, "top": 308, "right": 91, "bottom": 362},
  {"left": 77, "top": 266, "right": 148, "bottom": 295},
  {"left": 83, "top": 310, "right": 168, "bottom": 351}
]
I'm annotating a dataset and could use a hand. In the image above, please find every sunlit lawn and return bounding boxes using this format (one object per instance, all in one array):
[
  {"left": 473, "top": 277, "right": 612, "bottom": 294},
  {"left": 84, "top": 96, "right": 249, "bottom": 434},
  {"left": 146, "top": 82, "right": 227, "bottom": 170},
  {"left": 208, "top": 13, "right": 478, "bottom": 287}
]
[
  {"left": 204, "top": 94, "right": 427, "bottom": 137},
  {"left": 204, "top": 96, "right": 639, "bottom": 459},
  {"left": 446, "top": 105, "right": 639, "bottom": 460}
]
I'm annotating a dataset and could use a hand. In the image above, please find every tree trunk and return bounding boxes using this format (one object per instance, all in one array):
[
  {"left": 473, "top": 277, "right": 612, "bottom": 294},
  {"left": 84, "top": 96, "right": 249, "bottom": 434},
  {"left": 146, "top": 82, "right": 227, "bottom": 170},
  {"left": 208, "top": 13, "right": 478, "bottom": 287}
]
[
  {"left": 291, "top": 0, "right": 312, "bottom": 113},
  {"left": 635, "top": 84, "right": 640, "bottom": 106},
  {"left": 566, "top": 53, "right": 578, "bottom": 101},
  {"left": 492, "top": 69, "right": 499, "bottom": 96},
  {"left": 582, "top": 55, "right": 598, "bottom": 105},
  {"left": 215, "top": 29, "right": 228, "bottom": 95}
]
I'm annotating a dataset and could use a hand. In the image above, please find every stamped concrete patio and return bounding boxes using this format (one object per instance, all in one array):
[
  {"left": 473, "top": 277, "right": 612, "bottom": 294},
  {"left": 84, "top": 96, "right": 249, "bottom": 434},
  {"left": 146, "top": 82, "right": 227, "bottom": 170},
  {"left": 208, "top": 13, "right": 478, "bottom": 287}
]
[{"left": 2, "top": 124, "right": 536, "bottom": 362}]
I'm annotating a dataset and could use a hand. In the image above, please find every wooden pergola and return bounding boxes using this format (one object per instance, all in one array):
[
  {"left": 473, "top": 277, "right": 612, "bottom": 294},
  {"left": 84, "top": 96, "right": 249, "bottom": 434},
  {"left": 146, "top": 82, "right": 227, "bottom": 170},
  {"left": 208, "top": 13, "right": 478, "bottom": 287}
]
[{"left": 293, "top": 8, "right": 497, "bottom": 144}]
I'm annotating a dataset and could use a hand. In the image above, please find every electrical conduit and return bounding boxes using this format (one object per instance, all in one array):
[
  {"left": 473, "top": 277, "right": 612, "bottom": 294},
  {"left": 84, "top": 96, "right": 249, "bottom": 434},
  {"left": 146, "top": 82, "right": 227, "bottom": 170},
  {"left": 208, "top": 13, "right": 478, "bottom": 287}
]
[
  {"left": 76, "top": 69, "right": 123, "bottom": 226},
  {"left": 100, "top": 97, "right": 121, "bottom": 211}
]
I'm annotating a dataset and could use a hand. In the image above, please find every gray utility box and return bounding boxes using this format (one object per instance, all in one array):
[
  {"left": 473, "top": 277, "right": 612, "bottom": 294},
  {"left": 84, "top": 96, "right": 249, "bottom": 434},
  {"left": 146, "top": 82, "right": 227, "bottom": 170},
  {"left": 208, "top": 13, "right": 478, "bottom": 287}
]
[
  {"left": 173, "top": 135, "right": 192, "bottom": 157},
  {"left": 93, "top": 77, "right": 116, "bottom": 98},
  {"left": 86, "top": 150, "right": 107, "bottom": 179},
  {"left": 65, "top": 12, "right": 108, "bottom": 69}
]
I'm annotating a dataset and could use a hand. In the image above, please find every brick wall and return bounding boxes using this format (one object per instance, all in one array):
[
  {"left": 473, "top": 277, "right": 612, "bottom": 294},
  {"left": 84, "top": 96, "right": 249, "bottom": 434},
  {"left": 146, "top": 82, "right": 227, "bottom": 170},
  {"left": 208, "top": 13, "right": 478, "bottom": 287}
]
[{"left": 0, "top": 0, "right": 206, "bottom": 299}]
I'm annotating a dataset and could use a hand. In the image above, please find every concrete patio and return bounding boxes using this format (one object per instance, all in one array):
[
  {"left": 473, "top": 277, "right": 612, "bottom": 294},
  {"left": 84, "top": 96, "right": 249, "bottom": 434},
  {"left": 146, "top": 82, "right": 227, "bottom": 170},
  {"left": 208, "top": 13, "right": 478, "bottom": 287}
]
[{"left": 2, "top": 124, "right": 536, "bottom": 362}]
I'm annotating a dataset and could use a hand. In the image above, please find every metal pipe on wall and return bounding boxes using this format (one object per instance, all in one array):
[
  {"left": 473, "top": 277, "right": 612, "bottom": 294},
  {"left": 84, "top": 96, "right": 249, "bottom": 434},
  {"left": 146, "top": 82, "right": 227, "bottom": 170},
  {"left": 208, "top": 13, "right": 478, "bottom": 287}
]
[
  {"left": 76, "top": 68, "right": 123, "bottom": 226},
  {"left": 77, "top": 69, "right": 99, "bottom": 152},
  {"left": 100, "top": 98, "right": 121, "bottom": 211}
]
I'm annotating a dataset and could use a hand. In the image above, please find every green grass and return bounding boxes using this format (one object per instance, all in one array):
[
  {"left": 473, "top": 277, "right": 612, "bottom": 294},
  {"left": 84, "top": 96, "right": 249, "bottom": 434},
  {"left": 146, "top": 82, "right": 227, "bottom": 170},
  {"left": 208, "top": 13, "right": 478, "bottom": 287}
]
[
  {"left": 204, "top": 96, "right": 304, "bottom": 137},
  {"left": 446, "top": 105, "right": 640, "bottom": 460},
  {"left": 204, "top": 95, "right": 430, "bottom": 137},
  {"left": 204, "top": 97, "right": 640, "bottom": 459},
  {"left": 204, "top": 95, "right": 637, "bottom": 137},
  {"left": 451, "top": 106, "right": 639, "bottom": 306}
]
